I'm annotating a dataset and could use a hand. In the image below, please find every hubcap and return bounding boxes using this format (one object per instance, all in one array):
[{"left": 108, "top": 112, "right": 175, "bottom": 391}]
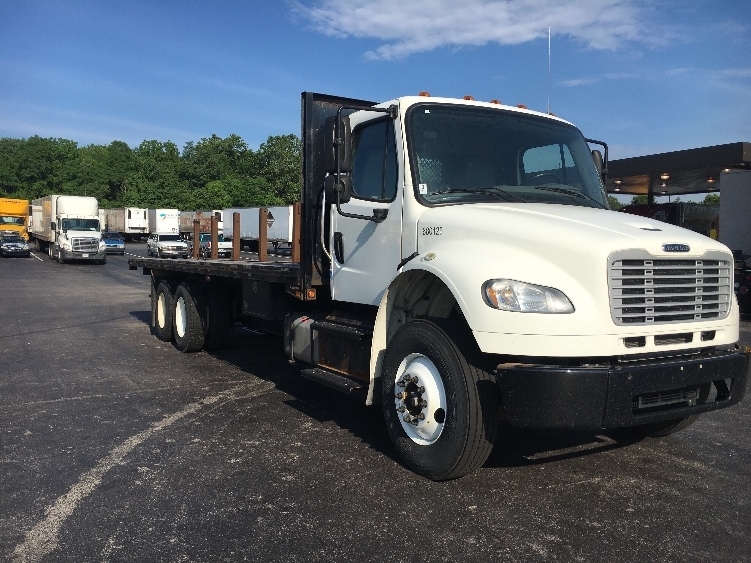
[
  {"left": 394, "top": 354, "right": 446, "bottom": 445},
  {"left": 157, "top": 293, "right": 167, "bottom": 329},
  {"left": 175, "top": 297, "right": 187, "bottom": 337}
]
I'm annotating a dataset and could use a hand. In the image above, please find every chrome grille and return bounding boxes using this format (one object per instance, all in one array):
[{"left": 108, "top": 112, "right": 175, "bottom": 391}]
[
  {"left": 72, "top": 237, "right": 99, "bottom": 252},
  {"left": 609, "top": 250, "right": 732, "bottom": 325}
]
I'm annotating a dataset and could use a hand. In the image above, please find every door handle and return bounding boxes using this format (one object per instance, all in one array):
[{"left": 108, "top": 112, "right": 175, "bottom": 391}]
[{"left": 333, "top": 232, "right": 344, "bottom": 264}]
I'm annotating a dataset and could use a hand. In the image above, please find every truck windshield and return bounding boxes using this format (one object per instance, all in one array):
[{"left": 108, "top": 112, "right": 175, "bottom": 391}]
[
  {"left": 406, "top": 104, "right": 607, "bottom": 208},
  {"left": 61, "top": 218, "right": 99, "bottom": 231},
  {"left": 0, "top": 216, "right": 25, "bottom": 226}
]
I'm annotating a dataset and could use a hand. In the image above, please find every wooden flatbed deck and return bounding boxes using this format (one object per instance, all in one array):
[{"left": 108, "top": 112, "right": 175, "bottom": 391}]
[{"left": 128, "top": 256, "right": 300, "bottom": 284}]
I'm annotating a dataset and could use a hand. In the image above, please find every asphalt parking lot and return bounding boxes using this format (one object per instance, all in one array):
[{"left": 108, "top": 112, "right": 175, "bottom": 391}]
[{"left": 1, "top": 244, "right": 750, "bottom": 562}]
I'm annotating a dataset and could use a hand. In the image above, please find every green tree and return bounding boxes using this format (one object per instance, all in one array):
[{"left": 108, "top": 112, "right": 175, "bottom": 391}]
[
  {"left": 253, "top": 134, "right": 301, "bottom": 203},
  {"left": 607, "top": 195, "right": 622, "bottom": 210},
  {"left": 701, "top": 193, "right": 720, "bottom": 205},
  {"left": 630, "top": 195, "right": 649, "bottom": 205}
]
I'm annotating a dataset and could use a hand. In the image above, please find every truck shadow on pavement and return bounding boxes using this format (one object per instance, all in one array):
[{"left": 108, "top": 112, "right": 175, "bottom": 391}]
[{"left": 128, "top": 311, "right": 645, "bottom": 474}]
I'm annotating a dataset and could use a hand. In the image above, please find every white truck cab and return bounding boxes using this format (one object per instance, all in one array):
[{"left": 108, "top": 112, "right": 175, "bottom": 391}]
[{"left": 321, "top": 94, "right": 745, "bottom": 478}]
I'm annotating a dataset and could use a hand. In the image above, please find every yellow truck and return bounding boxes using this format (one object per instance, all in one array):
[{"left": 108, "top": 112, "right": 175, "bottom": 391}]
[{"left": 0, "top": 198, "right": 30, "bottom": 241}]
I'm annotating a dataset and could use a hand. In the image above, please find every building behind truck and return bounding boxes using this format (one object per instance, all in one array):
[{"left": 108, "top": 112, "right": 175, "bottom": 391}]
[
  {"left": 129, "top": 91, "right": 748, "bottom": 481},
  {"left": 147, "top": 209, "right": 180, "bottom": 234},
  {"left": 31, "top": 195, "right": 106, "bottom": 263},
  {"left": 0, "top": 197, "right": 30, "bottom": 241},
  {"left": 100, "top": 207, "right": 149, "bottom": 240},
  {"left": 619, "top": 202, "right": 719, "bottom": 237}
]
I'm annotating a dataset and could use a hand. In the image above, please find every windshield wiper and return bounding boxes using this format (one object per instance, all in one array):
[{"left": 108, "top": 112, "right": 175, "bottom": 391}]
[
  {"left": 429, "top": 187, "right": 528, "bottom": 203},
  {"left": 532, "top": 185, "right": 605, "bottom": 208}
]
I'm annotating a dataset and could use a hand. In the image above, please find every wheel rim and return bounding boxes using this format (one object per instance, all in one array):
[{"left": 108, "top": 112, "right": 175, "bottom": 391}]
[
  {"left": 156, "top": 293, "right": 167, "bottom": 329},
  {"left": 175, "top": 296, "right": 187, "bottom": 338},
  {"left": 393, "top": 353, "right": 446, "bottom": 445}
]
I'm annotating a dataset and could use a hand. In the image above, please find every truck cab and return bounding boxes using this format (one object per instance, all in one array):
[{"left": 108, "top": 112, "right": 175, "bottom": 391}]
[{"left": 307, "top": 93, "right": 746, "bottom": 479}]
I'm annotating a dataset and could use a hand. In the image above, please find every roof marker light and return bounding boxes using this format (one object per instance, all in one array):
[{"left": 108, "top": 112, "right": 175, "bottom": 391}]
[
  {"left": 490, "top": 99, "right": 502, "bottom": 104},
  {"left": 516, "top": 104, "right": 528, "bottom": 109},
  {"left": 419, "top": 91, "right": 431, "bottom": 97},
  {"left": 463, "top": 95, "right": 475, "bottom": 100}
]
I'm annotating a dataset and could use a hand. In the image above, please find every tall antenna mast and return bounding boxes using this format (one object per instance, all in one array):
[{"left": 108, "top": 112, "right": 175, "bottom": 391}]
[{"left": 547, "top": 25, "right": 551, "bottom": 114}]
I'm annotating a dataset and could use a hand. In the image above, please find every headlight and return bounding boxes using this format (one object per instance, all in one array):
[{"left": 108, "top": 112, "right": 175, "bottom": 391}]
[
  {"left": 99, "top": 241, "right": 106, "bottom": 249},
  {"left": 482, "top": 279, "right": 574, "bottom": 313}
]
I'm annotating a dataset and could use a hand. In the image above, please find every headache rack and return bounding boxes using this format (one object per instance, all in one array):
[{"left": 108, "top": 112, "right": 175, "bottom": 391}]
[{"left": 609, "top": 250, "right": 732, "bottom": 326}]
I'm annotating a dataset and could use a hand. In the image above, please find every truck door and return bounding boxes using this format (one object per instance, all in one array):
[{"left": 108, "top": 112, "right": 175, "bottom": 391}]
[{"left": 330, "top": 115, "right": 402, "bottom": 305}]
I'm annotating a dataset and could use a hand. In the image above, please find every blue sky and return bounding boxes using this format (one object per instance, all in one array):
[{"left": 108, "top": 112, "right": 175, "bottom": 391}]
[{"left": 2, "top": 0, "right": 750, "bottom": 166}]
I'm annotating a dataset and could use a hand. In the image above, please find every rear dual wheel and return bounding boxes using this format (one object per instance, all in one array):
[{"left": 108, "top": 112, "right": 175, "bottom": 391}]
[
  {"left": 173, "top": 282, "right": 207, "bottom": 352},
  {"left": 151, "top": 280, "right": 174, "bottom": 342}
]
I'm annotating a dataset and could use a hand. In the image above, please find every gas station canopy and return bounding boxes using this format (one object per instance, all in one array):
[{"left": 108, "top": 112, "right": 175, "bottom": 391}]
[{"left": 605, "top": 142, "right": 751, "bottom": 199}]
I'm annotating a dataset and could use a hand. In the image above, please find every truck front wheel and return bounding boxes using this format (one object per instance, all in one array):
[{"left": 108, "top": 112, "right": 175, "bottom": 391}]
[
  {"left": 151, "top": 280, "right": 174, "bottom": 342},
  {"left": 173, "top": 282, "right": 207, "bottom": 352},
  {"left": 381, "top": 319, "right": 499, "bottom": 480}
]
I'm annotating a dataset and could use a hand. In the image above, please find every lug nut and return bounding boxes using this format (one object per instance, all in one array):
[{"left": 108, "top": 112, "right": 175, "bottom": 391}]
[
  {"left": 417, "top": 413, "right": 425, "bottom": 420},
  {"left": 403, "top": 414, "right": 412, "bottom": 423},
  {"left": 397, "top": 406, "right": 406, "bottom": 413},
  {"left": 420, "top": 400, "right": 428, "bottom": 408},
  {"left": 395, "top": 392, "right": 405, "bottom": 399}
]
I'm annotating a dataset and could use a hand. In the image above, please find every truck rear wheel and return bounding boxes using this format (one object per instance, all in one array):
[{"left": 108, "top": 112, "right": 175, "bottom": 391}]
[
  {"left": 151, "top": 280, "right": 174, "bottom": 342},
  {"left": 381, "top": 319, "right": 499, "bottom": 481},
  {"left": 173, "top": 282, "right": 207, "bottom": 352}
]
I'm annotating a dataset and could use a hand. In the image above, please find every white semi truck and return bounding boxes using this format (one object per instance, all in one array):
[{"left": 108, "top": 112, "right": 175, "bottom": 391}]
[
  {"left": 31, "top": 195, "right": 106, "bottom": 264},
  {"left": 130, "top": 92, "right": 748, "bottom": 480}
]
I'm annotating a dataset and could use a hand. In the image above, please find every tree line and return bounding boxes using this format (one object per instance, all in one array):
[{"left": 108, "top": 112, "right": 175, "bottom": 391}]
[{"left": 0, "top": 133, "right": 301, "bottom": 210}]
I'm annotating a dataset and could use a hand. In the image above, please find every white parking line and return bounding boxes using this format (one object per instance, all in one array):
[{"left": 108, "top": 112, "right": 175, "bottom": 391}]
[
  {"left": 12, "top": 383, "right": 275, "bottom": 563},
  {"left": 29, "top": 252, "right": 44, "bottom": 262}
]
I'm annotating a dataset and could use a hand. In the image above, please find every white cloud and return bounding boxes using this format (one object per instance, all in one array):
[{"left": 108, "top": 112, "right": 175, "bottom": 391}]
[{"left": 291, "top": 0, "right": 666, "bottom": 60}]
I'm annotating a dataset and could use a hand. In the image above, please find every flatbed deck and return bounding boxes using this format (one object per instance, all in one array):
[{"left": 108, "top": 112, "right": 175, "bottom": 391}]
[{"left": 128, "top": 256, "right": 300, "bottom": 284}]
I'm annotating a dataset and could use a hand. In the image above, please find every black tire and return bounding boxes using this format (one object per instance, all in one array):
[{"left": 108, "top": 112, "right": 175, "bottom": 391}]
[
  {"left": 381, "top": 319, "right": 499, "bottom": 481},
  {"left": 151, "top": 280, "right": 174, "bottom": 342},
  {"left": 629, "top": 415, "right": 701, "bottom": 438},
  {"left": 172, "top": 282, "right": 207, "bottom": 352},
  {"left": 203, "top": 286, "right": 232, "bottom": 351}
]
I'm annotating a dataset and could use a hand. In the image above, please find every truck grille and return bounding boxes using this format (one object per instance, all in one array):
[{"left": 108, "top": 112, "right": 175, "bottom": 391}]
[
  {"left": 609, "top": 250, "right": 732, "bottom": 325},
  {"left": 72, "top": 237, "right": 99, "bottom": 253}
]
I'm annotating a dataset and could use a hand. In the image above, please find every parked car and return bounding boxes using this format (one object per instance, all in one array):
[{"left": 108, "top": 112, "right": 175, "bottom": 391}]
[
  {"left": 147, "top": 232, "right": 189, "bottom": 258},
  {"left": 0, "top": 234, "right": 31, "bottom": 257},
  {"left": 190, "top": 232, "right": 233, "bottom": 259},
  {"left": 101, "top": 232, "right": 125, "bottom": 255}
]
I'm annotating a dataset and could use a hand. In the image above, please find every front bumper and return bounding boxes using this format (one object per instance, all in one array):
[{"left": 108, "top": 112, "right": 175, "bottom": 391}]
[
  {"left": 496, "top": 349, "right": 748, "bottom": 429},
  {"left": 60, "top": 248, "right": 107, "bottom": 261},
  {"left": 157, "top": 248, "right": 188, "bottom": 258}
]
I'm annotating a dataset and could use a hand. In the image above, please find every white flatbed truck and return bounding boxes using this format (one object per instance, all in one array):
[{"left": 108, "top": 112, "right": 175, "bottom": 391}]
[{"left": 129, "top": 92, "right": 748, "bottom": 480}]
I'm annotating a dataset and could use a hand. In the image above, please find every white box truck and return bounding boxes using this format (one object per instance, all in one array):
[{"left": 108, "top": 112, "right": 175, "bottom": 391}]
[
  {"left": 130, "top": 92, "right": 748, "bottom": 480},
  {"left": 147, "top": 209, "right": 180, "bottom": 234},
  {"left": 178, "top": 210, "right": 223, "bottom": 239},
  {"left": 101, "top": 207, "right": 149, "bottom": 240},
  {"left": 31, "top": 195, "right": 106, "bottom": 264},
  {"left": 224, "top": 206, "right": 294, "bottom": 250}
]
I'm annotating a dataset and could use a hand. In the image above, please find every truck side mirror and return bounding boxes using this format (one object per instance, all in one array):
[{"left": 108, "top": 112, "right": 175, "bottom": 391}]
[
  {"left": 325, "top": 175, "right": 352, "bottom": 204},
  {"left": 591, "top": 149, "right": 604, "bottom": 177},
  {"left": 324, "top": 115, "right": 353, "bottom": 173},
  {"left": 50, "top": 221, "right": 56, "bottom": 231}
]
